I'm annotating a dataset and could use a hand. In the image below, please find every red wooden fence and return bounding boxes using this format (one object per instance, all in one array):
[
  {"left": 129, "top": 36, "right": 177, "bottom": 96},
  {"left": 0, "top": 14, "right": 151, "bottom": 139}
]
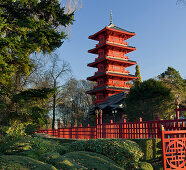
[
  {"left": 161, "top": 129, "right": 186, "bottom": 170},
  {"left": 36, "top": 118, "right": 186, "bottom": 140}
]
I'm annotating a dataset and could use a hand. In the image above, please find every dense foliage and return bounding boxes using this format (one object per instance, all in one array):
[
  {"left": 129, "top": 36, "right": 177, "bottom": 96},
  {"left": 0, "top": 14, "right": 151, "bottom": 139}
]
[
  {"left": 132, "top": 139, "right": 162, "bottom": 161},
  {"left": 158, "top": 67, "right": 186, "bottom": 114},
  {"left": 125, "top": 78, "right": 175, "bottom": 121},
  {"left": 0, "top": 0, "right": 74, "bottom": 127},
  {"left": 67, "top": 138, "right": 144, "bottom": 167}
]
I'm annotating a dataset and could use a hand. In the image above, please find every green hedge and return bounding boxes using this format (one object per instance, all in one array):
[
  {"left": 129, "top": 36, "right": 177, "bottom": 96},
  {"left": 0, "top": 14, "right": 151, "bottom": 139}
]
[
  {"left": 0, "top": 155, "right": 56, "bottom": 170},
  {"left": 67, "top": 138, "right": 144, "bottom": 167},
  {"left": 0, "top": 136, "right": 65, "bottom": 159},
  {"left": 41, "top": 151, "right": 124, "bottom": 170},
  {"left": 132, "top": 139, "right": 162, "bottom": 161}
]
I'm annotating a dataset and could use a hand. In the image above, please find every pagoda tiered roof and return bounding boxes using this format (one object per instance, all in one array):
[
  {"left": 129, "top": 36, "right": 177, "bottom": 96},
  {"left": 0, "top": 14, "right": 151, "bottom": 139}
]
[
  {"left": 87, "top": 71, "right": 137, "bottom": 81},
  {"left": 87, "top": 56, "right": 137, "bottom": 68},
  {"left": 89, "top": 26, "right": 136, "bottom": 41},
  {"left": 88, "top": 41, "right": 136, "bottom": 54}
]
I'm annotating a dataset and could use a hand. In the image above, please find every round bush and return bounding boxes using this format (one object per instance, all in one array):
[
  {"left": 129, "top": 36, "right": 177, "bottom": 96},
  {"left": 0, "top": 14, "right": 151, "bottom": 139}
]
[{"left": 67, "top": 139, "right": 143, "bottom": 166}]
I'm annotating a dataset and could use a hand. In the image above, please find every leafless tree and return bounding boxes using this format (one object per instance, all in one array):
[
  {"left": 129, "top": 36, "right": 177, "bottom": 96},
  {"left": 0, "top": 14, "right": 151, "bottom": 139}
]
[
  {"left": 47, "top": 54, "right": 71, "bottom": 129},
  {"left": 58, "top": 78, "right": 95, "bottom": 127}
]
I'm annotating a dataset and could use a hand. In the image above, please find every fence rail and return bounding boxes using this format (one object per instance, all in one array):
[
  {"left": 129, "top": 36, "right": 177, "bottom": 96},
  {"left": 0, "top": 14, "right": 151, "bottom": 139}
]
[{"left": 36, "top": 118, "right": 186, "bottom": 139}]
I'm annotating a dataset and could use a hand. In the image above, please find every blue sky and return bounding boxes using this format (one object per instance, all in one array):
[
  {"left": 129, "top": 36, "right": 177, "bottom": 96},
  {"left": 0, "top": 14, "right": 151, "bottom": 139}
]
[{"left": 56, "top": 0, "right": 186, "bottom": 81}]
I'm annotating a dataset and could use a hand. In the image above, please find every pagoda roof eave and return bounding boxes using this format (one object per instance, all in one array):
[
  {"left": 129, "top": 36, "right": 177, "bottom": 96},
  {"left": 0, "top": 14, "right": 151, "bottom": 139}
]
[
  {"left": 86, "top": 86, "right": 130, "bottom": 94},
  {"left": 87, "top": 72, "right": 137, "bottom": 81},
  {"left": 89, "top": 26, "right": 136, "bottom": 41},
  {"left": 87, "top": 57, "right": 137, "bottom": 68},
  {"left": 88, "top": 42, "right": 136, "bottom": 54}
]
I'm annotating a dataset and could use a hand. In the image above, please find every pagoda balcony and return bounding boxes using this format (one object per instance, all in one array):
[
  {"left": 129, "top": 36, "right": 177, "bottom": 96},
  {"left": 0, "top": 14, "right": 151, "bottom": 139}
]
[
  {"left": 107, "top": 70, "right": 130, "bottom": 75},
  {"left": 96, "top": 41, "right": 128, "bottom": 48}
]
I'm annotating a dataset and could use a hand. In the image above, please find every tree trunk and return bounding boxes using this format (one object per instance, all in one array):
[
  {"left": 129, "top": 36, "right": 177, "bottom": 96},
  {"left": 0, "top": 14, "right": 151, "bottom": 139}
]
[{"left": 52, "top": 79, "right": 56, "bottom": 130}]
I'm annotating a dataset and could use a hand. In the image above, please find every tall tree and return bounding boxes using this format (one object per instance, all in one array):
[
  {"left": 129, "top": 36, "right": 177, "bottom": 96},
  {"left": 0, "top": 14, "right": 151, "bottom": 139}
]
[
  {"left": 125, "top": 79, "right": 175, "bottom": 121},
  {"left": 48, "top": 54, "right": 71, "bottom": 129},
  {"left": 0, "top": 0, "right": 74, "bottom": 125},
  {"left": 158, "top": 67, "right": 186, "bottom": 106},
  {"left": 58, "top": 78, "right": 95, "bottom": 127},
  {"left": 134, "top": 64, "right": 142, "bottom": 86}
]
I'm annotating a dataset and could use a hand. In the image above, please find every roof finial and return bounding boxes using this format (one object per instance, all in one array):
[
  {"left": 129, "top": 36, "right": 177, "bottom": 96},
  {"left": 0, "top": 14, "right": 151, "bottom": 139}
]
[
  {"left": 110, "top": 10, "right": 113, "bottom": 25},
  {"left": 108, "top": 10, "right": 114, "bottom": 27}
]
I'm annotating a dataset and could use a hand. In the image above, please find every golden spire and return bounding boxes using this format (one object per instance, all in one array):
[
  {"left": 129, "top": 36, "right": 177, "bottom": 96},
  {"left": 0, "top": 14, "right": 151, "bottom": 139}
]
[{"left": 108, "top": 10, "right": 114, "bottom": 27}]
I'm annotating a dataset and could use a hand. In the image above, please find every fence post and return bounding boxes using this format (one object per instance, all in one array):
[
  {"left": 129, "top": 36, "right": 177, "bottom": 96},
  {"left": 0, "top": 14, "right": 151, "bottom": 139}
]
[
  {"left": 161, "top": 125, "right": 166, "bottom": 170},
  {"left": 57, "top": 119, "right": 61, "bottom": 138},
  {"left": 110, "top": 120, "right": 113, "bottom": 138},
  {"left": 139, "top": 117, "right": 142, "bottom": 138},
  {"left": 80, "top": 124, "right": 82, "bottom": 139},
  {"left": 87, "top": 124, "right": 90, "bottom": 139},
  {"left": 123, "top": 119, "right": 126, "bottom": 139},
  {"left": 100, "top": 110, "right": 102, "bottom": 138},
  {"left": 96, "top": 110, "right": 99, "bottom": 139},
  {"left": 96, "top": 110, "right": 99, "bottom": 125}
]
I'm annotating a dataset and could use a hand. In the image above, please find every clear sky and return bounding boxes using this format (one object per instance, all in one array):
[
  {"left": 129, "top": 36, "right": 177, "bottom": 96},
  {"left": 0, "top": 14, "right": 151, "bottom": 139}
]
[{"left": 56, "top": 0, "right": 186, "bottom": 81}]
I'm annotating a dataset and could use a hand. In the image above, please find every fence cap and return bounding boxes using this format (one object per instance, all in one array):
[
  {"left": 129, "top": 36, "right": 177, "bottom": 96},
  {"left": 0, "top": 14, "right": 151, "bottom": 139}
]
[{"left": 161, "top": 125, "right": 164, "bottom": 131}]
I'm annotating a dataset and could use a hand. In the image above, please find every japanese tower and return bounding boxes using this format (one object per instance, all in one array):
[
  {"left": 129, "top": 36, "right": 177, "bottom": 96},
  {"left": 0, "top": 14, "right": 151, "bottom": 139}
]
[{"left": 87, "top": 13, "right": 137, "bottom": 104}]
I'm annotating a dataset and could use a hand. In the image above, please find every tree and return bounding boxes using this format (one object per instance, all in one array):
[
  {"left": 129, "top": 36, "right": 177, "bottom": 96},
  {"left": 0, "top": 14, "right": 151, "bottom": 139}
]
[
  {"left": 134, "top": 64, "right": 142, "bottom": 86},
  {"left": 158, "top": 67, "right": 186, "bottom": 106},
  {"left": 58, "top": 78, "right": 95, "bottom": 127},
  {"left": 0, "top": 0, "right": 74, "bottom": 126},
  {"left": 0, "top": 0, "right": 74, "bottom": 93},
  {"left": 48, "top": 54, "right": 71, "bottom": 130},
  {"left": 125, "top": 79, "right": 175, "bottom": 121}
]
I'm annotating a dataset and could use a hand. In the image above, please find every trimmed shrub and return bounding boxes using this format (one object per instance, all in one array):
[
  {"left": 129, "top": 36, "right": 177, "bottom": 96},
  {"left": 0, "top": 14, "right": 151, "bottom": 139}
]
[
  {"left": 67, "top": 139, "right": 143, "bottom": 166},
  {"left": 0, "top": 136, "right": 63, "bottom": 160},
  {"left": 126, "top": 161, "right": 153, "bottom": 170},
  {"left": 41, "top": 151, "right": 124, "bottom": 170},
  {"left": 132, "top": 139, "right": 162, "bottom": 161},
  {"left": 138, "top": 162, "right": 153, "bottom": 170},
  {"left": 0, "top": 155, "right": 57, "bottom": 170}
]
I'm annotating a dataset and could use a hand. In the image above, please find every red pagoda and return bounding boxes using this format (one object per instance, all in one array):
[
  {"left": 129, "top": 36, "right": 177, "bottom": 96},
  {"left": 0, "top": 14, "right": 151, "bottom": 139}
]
[{"left": 87, "top": 13, "right": 137, "bottom": 104}]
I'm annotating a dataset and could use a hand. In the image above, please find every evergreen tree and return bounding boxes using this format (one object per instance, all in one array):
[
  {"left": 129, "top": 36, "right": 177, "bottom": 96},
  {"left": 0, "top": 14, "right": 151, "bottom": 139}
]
[
  {"left": 158, "top": 67, "right": 186, "bottom": 106},
  {"left": 134, "top": 64, "right": 142, "bottom": 86},
  {"left": 125, "top": 79, "right": 174, "bottom": 121},
  {"left": 0, "top": 0, "right": 74, "bottom": 126}
]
